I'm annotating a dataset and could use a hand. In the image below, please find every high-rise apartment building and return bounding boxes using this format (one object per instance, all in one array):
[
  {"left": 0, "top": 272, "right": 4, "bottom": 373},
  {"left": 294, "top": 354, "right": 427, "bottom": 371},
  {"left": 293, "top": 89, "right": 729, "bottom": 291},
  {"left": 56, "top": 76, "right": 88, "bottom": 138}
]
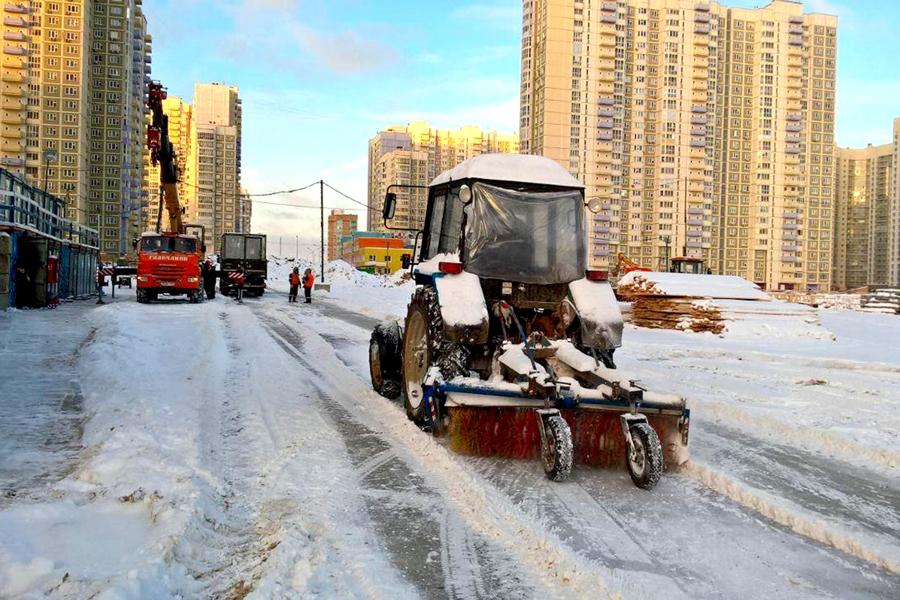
[
  {"left": 238, "top": 188, "right": 251, "bottom": 233},
  {"left": 87, "top": 0, "right": 151, "bottom": 256},
  {"left": 0, "top": 2, "right": 30, "bottom": 177},
  {"left": 520, "top": 0, "right": 837, "bottom": 291},
  {"left": 833, "top": 144, "right": 893, "bottom": 290},
  {"left": 327, "top": 209, "right": 358, "bottom": 261},
  {"left": 367, "top": 122, "right": 519, "bottom": 232},
  {"left": 892, "top": 119, "right": 900, "bottom": 286},
  {"left": 23, "top": 0, "right": 91, "bottom": 224},
  {"left": 187, "top": 82, "right": 241, "bottom": 252}
]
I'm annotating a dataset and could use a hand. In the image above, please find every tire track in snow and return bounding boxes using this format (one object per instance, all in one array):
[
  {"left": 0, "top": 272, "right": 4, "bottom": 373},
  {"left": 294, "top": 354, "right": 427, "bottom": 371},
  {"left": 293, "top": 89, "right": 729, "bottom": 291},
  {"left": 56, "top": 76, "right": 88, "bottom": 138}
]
[
  {"left": 256, "top": 304, "right": 599, "bottom": 599},
  {"left": 295, "top": 295, "right": 900, "bottom": 597}
]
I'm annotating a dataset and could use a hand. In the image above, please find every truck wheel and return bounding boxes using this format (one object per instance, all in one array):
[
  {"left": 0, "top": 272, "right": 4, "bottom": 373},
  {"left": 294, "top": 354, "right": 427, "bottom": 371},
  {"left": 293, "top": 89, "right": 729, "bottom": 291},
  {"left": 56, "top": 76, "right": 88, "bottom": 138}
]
[
  {"left": 542, "top": 415, "right": 573, "bottom": 482},
  {"left": 626, "top": 422, "right": 663, "bottom": 490},
  {"left": 370, "top": 321, "right": 402, "bottom": 399},
  {"left": 402, "top": 303, "right": 430, "bottom": 423},
  {"left": 136, "top": 290, "right": 146, "bottom": 303}
]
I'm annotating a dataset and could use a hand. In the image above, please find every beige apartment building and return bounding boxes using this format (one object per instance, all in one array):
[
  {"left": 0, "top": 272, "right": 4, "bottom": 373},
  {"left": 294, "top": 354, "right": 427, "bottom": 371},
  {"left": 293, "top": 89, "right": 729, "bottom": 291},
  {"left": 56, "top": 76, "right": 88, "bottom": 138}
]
[
  {"left": 893, "top": 119, "right": 900, "bottom": 286},
  {"left": 186, "top": 82, "right": 242, "bottom": 253},
  {"left": 22, "top": 0, "right": 92, "bottom": 224},
  {"left": 0, "top": 2, "right": 31, "bottom": 177},
  {"left": 367, "top": 122, "right": 519, "bottom": 232},
  {"left": 521, "top": 0, "right": 837, "bottom": 291},
  {"left": 238, "top": 188, "right": 251, "bottom": 233},
  {"left": 833, "top": 144, "right": 893, "bottom": 290}
]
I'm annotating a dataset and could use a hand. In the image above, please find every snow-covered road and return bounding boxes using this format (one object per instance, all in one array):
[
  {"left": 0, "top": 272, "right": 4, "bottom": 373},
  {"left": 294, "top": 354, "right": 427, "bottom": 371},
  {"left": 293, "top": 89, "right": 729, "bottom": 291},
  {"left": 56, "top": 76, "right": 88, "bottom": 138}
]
[{"left": 0, "top": 279, "right": 898, "bottom": 598}]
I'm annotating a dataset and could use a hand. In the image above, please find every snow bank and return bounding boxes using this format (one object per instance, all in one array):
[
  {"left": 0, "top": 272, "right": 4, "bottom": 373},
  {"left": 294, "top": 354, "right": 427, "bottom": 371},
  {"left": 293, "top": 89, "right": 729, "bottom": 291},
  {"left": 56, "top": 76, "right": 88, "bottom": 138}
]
[{"left": 618, "top": 271, "right": 771, "bottom": 300}]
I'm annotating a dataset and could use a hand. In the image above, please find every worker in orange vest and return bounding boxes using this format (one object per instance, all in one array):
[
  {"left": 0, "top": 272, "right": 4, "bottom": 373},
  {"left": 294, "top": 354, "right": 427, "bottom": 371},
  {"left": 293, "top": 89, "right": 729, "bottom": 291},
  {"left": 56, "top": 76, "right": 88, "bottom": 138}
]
[
  {"left": 288, "top": 267, "right": 300, "bottom": 303},
  {"left": 302, "top": 268, "right": 314, "bottom": 304}
]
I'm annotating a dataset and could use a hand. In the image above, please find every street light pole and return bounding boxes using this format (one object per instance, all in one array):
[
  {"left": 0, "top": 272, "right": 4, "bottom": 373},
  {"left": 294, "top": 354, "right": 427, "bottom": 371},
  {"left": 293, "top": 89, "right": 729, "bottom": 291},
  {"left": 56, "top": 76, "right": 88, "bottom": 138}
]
[{"left": 320, "top": 179, "right": 325, "bottom": 283}]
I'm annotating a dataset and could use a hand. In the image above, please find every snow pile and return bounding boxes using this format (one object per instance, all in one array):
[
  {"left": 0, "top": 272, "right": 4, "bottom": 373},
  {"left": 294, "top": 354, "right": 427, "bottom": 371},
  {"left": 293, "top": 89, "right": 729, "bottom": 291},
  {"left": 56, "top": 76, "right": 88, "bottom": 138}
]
[
  {"left": 816, "top": 293, "right": 862, "bottom": 311},
  {"left": 618, "top": 271, "right": 771, "bottom": 301},
  {"left": 434, "top": 271, "right": 489, "bottom": 327}
]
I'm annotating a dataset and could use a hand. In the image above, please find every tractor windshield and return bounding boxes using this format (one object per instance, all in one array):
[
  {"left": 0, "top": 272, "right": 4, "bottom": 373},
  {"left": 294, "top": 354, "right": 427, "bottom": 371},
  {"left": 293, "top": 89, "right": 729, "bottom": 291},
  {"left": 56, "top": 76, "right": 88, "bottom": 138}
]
[
  {"left": 141, "top": 236, "right": 197, "bottom": 253},
  {"left": 464, "top": 183, "right": 586, "bottom": 284}
]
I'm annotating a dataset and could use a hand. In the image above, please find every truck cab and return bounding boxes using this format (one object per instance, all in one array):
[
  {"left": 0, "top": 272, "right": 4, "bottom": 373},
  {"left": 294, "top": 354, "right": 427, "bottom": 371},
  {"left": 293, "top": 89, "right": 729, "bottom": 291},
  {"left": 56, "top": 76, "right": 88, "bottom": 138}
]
[{"left": 136, "top": 232, "right": 202, "bottom": 303}]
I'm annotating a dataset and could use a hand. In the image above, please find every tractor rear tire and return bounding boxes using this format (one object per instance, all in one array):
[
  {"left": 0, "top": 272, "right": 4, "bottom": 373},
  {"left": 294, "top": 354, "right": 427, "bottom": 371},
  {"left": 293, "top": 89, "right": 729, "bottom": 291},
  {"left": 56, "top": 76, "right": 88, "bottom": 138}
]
[
  {"left": 626, "top": 422, "right": 663, "bottom": 490},
  {"left": 370, "top": 321, "right": 402, "bottom": 399},
  {"left": 542, "top": 415, "right": 573, "bottom": 482}
]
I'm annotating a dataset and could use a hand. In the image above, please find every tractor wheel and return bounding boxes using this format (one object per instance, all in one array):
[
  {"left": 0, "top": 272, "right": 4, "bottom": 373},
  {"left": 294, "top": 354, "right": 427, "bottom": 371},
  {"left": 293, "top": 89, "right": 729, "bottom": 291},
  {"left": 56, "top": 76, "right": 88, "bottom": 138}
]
[
  {"left": 402, "top": 302, "right": 431, "bottom": 423},
  {"left": 370, "top": 321, "right": 402, "bottom": 399},
  {"left": 626, "top": 422, "right": 663, "bottom": 490},
  {"left": 542, "top": 415, "right": 573, "bottom": 482}
]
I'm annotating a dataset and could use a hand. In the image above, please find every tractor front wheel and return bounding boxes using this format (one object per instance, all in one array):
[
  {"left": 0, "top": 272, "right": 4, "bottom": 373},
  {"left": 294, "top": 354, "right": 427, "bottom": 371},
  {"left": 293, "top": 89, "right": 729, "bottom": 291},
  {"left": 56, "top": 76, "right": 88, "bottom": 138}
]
[
  {"left": 402, "top": 303, "right": 430, "bottom": 424},
  {"left": 542, "top": 415, "right": 573, "bottom": 482},
  {"left": 626, "top": 422, "right": 663, "bottom": 490}
]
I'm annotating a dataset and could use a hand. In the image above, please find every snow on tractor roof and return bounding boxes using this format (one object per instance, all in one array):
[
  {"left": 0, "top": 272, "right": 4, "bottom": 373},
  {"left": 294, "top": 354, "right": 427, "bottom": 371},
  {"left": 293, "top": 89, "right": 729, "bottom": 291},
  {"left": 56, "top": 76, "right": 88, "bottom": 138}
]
[{"left": 430, "top": 154, "right": 584, "bottom": 189}]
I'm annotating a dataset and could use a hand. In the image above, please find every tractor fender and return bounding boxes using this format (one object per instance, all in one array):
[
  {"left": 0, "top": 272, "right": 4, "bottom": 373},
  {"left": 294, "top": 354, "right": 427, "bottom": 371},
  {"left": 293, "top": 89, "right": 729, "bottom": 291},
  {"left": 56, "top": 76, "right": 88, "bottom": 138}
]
[
  {"left": 432, "top": 271, "right": 489, "bottom": 345},
  {"left": 568, "top": 278, "right": 623, "bottom": 350}
]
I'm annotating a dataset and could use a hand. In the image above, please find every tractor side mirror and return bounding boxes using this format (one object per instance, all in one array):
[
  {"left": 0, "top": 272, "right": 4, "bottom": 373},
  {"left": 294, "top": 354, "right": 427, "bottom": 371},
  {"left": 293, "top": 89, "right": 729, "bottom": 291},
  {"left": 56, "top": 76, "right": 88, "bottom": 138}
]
[
  {"left": 383, "top": 192, "right": 397, "bottom": 221},
  {"left": 132, "top": 238, "right": 138, "bottom": 250}
]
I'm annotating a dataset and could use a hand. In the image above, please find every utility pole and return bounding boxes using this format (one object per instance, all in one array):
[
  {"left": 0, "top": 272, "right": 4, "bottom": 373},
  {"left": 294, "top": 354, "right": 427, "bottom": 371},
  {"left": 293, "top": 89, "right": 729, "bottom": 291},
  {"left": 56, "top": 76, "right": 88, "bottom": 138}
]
[
  {"left": 295, "top": 235, "right": 299, "bottom": 260},
  {"left": 279, "top": 236, "right": 282, "bottom": 257},
  {"left": 320, "top": 179, "right": 325, "bottom": 283}
]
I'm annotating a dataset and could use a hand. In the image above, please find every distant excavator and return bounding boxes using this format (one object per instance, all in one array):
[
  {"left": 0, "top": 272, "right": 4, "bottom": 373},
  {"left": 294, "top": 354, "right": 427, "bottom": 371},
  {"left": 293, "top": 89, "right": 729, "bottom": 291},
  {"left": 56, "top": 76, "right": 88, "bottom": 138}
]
[{"left": 610, "top": 252, "right": 652, "bottom": 277}]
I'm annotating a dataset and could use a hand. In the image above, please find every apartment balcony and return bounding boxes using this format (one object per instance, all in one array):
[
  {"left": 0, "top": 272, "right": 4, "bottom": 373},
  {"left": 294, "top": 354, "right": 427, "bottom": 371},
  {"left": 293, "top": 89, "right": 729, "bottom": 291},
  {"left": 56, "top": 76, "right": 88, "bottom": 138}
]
[
  {"left": 597, "top": 96, "right": 614, "bottom": 106},
  {"left": 1, "top": 140, "right": 22, "bottom": 153},
  {"left": 1, "top": 69, "right": 24, "bottom": 83},
  {"left": 693, "top": 32, "right": 709, "bottom": 44},
  {"left": 788, "top": 34, "right": 803, "bottom": 46},
  {"left": 785, "top": 154, "right": 801, "bottom": 165},
  {"left": 689, "top": 139, "right": 706, "bottom": 148},
  {"left": 600, "top": 13, "right": 617, "bottom": 24},
  {"left": 786, "top": 111, "right": 802, "bottom": 122},
  {"left": 786, "top": 89, "right": 802, "bottom": 101},
  {"left": 3, "top": 30, "right": 25, "bottom": 42},
  {"left": 785, "top": 144, "right": 801, "bottom": 155},
  {"left": 694, "top": 23, "right": 710, "bottom": 34},
  {"left": 787, "top": 54, "right": 803, "bottom": 67},
  {"left": 692, "top": 91, "right": 708, "bottom": 103},
  {"left": 2, "top": 16, "right": 27, "bottom": 27},
  {"left": 692, "top": 67, "right": 706, "bottom": 80},
  {"left": 787, "top": 78, "right": 802, "bottom": 90},
  {"left": 597, "top": 83, "right": 614, "bottom": 95},
  {"left": 596, "top": 117, "right": 613, "bottom": 129},
  {"left": 0, "top": 123, "right": 22, "bottom": 138},
  {"left": 595, "top": 213, "right": 611, "bottom": 222},
  {"left": 1, "top": 97, "right": 23, "bottom": 111},
  {"left": 597, "top": 70, "right": 615, "bottom": 83},
  {"left": 597, "top": 47, "right": 615, "bottom": 59},
  {"left": 691, "top": 104, "right": 707, "bottom": 113},
  {"left": 598, "top": 35, "right": 616, "bottom": 47},
  {"left": 0, "top": 156, "right": 24, "bottom": 167},
  {"left": 2, "top": 44, "right": 26, "bottom": 56},
  {"left": 785, "top": 132, "right": 801, "bottom": 143},
  {"left": 687, "top": 218, "right": 704, "bottom": 227},
  {"left": 1, "top": 83, "right": 23, "bottom": 97},
  {"left": 601, "top": 1, "right": 618, "bottom": 11},
  {"left": 785, "top": 122, "right": 802, "bottom": 132},
  {"left": 593, "top": 248, "right": 611, "bottom": 258},
  {"left": 782, "top": 222, "right": 799, "bottom": 231},
  {"left": 789, "top": 23, "right": 804, "bottom": 35},
  {"left": 691, "top": 126, "right": 707, "bottom": 136},
  {"left": 1, "top": 113, "right": 22, "bottom": 124},
  {"left": 597, "top": 107, "right": 614, "bottom": 118},
  {"left": 689, "top": 148, "right": 707, "bottom": 159},
  {"left": 3, "top": 3, "right": 28, "bottom": 14},
  {"left": 695, "top": 2, "right": 711, "bottom": 11},
  {"left": 594, "top": 226, "right": 611, "bottom": 235},
  {"left": 694, "top": 12, "right": 711, "bottom": 23},
  {"left": 596, "top": 130, "right": 613, "bottom": 141},
  {"left": 783, "top": 233, "right": 799, "bottom": 242},
  {"left": 693, "top": 44, "right": 709, "bottom": 58},
  {"left": 789, "top": 15, "right": 804, "bottom": 24}
]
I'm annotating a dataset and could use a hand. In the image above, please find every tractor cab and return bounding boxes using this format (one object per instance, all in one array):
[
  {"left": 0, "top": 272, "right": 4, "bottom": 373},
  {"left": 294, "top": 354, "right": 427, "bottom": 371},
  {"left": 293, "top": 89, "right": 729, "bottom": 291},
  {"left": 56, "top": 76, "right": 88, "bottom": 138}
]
[
  {"left": 671, "top": 256, "right": 708, "bottom": 274},
  {"left": 383, "top": 153, "right": 589, "bottom": 287}
]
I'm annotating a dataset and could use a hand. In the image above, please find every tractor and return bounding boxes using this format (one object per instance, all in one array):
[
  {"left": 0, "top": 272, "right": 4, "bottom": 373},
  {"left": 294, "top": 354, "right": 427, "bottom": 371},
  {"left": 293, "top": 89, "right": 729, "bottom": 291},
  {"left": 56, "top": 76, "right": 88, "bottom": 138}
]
[{"left": 368, "top": 154, "right": 689, "bottom": 489}]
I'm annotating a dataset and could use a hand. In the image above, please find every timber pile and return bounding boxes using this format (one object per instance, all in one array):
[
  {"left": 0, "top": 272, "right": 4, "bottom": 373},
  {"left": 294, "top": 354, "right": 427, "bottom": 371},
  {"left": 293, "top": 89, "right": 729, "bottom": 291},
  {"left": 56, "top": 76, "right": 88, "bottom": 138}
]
[
  {"left": 629, "top": 297, "right": 725, "bottom": 334},
  {"left": 616, "top": 272, "right": 775, "bottom": 334},
  {"left": 860, "top": 288, "right": 900, "bottom": 315}
]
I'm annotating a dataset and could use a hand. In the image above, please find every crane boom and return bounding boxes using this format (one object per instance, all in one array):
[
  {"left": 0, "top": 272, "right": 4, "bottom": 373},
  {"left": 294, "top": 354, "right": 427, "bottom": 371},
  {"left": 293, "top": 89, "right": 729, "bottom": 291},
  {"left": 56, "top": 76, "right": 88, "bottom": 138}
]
[{"left": 147, "top": 81, "right": 184, "bottom": 234}]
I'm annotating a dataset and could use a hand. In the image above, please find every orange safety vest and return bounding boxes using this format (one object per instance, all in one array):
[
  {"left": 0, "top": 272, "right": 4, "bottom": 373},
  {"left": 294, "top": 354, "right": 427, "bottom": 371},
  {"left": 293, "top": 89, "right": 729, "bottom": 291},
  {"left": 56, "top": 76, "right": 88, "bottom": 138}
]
[
  {"left": 289, "top": 272, "right": 300, "bottom": 286},
  {"left": 303, "top": 272, "right": 314, "bottom": 288}
]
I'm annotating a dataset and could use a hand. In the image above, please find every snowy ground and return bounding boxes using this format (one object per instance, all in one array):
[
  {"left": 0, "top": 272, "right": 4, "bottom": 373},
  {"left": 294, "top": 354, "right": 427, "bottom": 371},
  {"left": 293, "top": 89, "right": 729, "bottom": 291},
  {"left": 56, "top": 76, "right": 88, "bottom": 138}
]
[{"left": 0, "top": 271, "right": 898, "bottom": 599}]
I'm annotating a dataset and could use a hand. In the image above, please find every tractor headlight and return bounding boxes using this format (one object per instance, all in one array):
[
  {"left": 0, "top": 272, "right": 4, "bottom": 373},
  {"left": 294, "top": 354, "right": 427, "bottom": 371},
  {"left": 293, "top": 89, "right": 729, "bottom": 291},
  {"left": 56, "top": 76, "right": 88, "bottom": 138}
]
[
  {"left": 458, "top": 184, "right": 472, "bottom": 203},
  {"left": 187, "top": 277, "right": 199, "bottom": 283},
  {"left": 137, "top": 276, "right": 148, "bottom": 282},
  {"left": 587, "top": 197, "right": 603, "bottom": 213}
]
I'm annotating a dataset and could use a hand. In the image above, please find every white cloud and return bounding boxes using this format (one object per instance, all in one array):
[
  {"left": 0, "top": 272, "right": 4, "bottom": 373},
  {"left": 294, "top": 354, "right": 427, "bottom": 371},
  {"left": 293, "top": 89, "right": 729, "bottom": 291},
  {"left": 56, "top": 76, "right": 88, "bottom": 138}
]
[{"left": 291, "top": 25, "right": 400, "bottom": 74}]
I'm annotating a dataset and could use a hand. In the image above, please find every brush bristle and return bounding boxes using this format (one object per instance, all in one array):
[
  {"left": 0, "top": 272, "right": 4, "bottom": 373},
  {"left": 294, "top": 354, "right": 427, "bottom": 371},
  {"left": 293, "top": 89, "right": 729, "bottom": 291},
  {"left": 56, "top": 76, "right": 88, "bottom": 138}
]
[{"left": 446, "top": 407, "right": 686, "bottom": 469}]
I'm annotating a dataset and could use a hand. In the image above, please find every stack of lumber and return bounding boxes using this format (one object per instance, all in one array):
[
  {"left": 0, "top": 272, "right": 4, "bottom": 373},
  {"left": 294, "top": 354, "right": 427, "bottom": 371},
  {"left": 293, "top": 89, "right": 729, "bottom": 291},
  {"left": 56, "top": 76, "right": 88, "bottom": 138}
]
[
  {"left": 616, "top": 272, "right": 775, "bottom": 334},
  {"left": 860, "top": 288, "right": 900, "bottom": 315}
]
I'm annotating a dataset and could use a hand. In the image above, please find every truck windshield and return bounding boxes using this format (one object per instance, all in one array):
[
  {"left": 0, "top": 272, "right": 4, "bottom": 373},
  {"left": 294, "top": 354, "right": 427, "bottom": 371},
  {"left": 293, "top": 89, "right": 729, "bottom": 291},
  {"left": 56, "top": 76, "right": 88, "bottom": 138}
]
[
  {"left": 141, "top": 236, "right": 197, "bottom": 253},
  {"left": 464, "top": 183, "right": 586, "bottom": 284}
]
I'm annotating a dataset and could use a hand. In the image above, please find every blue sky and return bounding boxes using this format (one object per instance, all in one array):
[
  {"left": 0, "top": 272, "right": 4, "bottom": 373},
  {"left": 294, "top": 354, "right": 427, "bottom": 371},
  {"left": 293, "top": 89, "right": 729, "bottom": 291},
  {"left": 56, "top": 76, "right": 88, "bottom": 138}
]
[{"left": 143, "top": 0, "right": 900, "bottom": 248}]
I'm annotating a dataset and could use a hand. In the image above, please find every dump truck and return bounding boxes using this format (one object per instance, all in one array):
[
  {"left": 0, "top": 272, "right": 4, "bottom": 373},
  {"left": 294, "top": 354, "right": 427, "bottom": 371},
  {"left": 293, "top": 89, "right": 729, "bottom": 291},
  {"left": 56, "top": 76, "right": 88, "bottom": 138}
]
[
  {"left": 368, "top": 154, "right": 690, "bottom": 489},
  {"left": 218, "top": 233, "right": 267, "bottom": 297}
]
